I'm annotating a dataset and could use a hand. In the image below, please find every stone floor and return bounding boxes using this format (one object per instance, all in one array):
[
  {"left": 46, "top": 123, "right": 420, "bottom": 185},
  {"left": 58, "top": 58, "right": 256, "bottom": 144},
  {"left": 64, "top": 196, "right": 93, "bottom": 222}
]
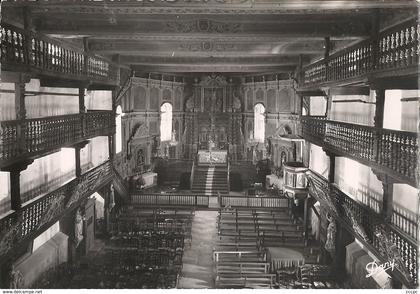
[{"left": 178, "top": 210, "right": 219, "bottom": 289}]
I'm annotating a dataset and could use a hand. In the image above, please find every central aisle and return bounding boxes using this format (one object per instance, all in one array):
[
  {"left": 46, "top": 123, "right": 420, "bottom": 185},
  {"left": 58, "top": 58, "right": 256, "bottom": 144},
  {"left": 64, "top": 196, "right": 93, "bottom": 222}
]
[{"left": 178, "top": 210, "right": 219, "bottom": 289}]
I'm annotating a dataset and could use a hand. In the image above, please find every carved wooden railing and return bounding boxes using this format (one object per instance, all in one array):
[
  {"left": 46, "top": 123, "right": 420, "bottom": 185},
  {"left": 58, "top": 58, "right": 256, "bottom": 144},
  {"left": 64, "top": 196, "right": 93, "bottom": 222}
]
[
  {"left": 301, "top": 116, "right": 417, "bottom": 185},
  {"left": 0, "top": 160, "right": 113, "bottom": 259},
  {"left": 392, "top": 204, "right": 418, "bottom": 241},
  {"left": 220, "top": 196, "right": 289, "bottom": 208},
  {"left": 302, "top": 18, "right": 418, "bottom": 88},
  {"left": 307, "top": 170, "right": 418, "bottom": 286},
  {"left": 112, "top": 166, "right": 130, "bottom": 202},
  {"left": 0, "top": 111, "right": 114, "bottom": 167},
  {"left": 1, "top": 23, "right": 120, "bottom": 85},
  {"left": 131, "top": 194, "right": 209, "bottom": 207}
]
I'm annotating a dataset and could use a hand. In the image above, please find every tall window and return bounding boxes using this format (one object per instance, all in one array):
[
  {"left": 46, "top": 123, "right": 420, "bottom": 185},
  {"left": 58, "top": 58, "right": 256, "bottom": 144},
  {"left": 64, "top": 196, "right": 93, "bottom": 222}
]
[
  {"left": 160, "top": 103, "right": 172, "bottom": 142},
  {"left": 115, "top": 105, "right": 122, "bottom": 154},
  {"left": 254, "top": 103, "right": 265, "bottom": 143}
]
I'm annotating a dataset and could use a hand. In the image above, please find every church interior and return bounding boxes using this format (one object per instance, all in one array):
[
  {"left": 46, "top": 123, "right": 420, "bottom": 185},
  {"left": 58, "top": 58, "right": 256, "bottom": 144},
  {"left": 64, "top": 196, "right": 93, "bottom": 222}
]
[{"left": 0, "top": 0, "right": 419, "bottom": 290}]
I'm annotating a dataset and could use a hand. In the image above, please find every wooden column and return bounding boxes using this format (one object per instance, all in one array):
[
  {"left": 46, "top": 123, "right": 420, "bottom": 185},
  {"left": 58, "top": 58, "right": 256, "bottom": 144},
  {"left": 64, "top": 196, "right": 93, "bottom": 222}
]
[
  {"left": 75, "top": 147, "right": 82, "bottom": 177},
  {"left": 375, "top": 173, "right": 394, "bottom": 222},
  {"left": 108, "top": 135, "right": 115, "bottom": 160},
  {"left": 373, "top": 88, "right": 385, "bottom": 164},
  {"left": 303, "top": 197, "right": 309, "bottom": 245},
  {"left": 73, "top": 141, "right": 89, "bottom": 177},
  {"left": 15, "top": 81, "right": 27, "bottom": 153},
  {"left": 2, "top": 160, "right": 33, "bottom": 211},
  {"left": 382, "top": 178, "right": 394, "bottom": 222},
  {"left": 79, "top": 87, "right": 86, "bottom": 138},
  {"left": 374, "top": 88, "right": 385, "bottom": 129},
  {"left": 328, "top": 152, "right": 335, "bottom": 184}
]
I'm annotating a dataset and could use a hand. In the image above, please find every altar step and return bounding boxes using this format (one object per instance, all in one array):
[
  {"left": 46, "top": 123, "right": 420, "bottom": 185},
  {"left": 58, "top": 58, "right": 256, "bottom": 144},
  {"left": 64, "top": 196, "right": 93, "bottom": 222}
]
[{"left": 192, "top": 165, "right": 228, "bottom": 196}]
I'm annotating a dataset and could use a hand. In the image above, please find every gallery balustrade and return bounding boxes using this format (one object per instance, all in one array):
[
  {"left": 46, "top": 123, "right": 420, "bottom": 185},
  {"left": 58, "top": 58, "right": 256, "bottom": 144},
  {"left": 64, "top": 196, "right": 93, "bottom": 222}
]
[
  {"left": 302, "top": 18, "right": 418, "bottom": 88},
  {"left": 1, "top": 23, "right": 120, "bottom": 86},
  {"left": 301, "top": 116, "right": 417, "bottom": 185},
  {"left": 0, "top": 111, "right": 114, "bottom": 167}
]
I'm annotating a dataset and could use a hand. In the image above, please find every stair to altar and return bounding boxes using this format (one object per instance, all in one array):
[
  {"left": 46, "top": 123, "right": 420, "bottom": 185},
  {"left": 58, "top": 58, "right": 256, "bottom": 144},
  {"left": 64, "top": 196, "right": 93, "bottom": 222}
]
[{"left": 191, "top": 164, "right": 228, "bottom": 196}]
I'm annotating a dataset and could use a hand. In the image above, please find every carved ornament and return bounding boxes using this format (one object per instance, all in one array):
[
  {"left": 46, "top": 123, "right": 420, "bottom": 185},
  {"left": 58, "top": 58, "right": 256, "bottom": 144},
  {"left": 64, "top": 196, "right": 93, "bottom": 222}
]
[
  {"left": 199, "top": 74, "right": 228, "bottom": 87},
  {"left": 179, "top": 42, "right": 237, "bottom": 52},
  {"left": 165, "top": 19, "right": 242, "bottom": 34}
]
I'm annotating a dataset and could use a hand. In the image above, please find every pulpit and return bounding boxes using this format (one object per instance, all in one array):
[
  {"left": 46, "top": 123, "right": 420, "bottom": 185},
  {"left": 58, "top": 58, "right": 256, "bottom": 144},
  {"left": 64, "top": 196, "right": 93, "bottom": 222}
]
[{"left": 283, "top": 162, "right": 308, "bottom": 200}]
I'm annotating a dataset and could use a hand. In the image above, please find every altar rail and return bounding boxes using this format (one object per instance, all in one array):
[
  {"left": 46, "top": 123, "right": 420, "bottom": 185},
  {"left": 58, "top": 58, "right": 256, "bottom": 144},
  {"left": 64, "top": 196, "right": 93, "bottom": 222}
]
[
  {"left": 307, "top": 170, "right": 418, "bottom": 286},
  {"left": 1, "top": 23, "right": 120, "bottom": 86},
  {"left": 131, "top": 194, "right": 209, "bottom": 207},
  {"left": 301, "top": 116, "right": 417, "bottom": 185},
  {"left": 0, "top": 160, "right": 113, "bottom": 259},
  {"left": 220, "top": 196, "right": 289, "bottom": 209},
  {"left": 302, "top": 18, "right": 419, "bottom": 88},
  {"left": 0, "top": 110, "right": 114, "bottom": 167}
]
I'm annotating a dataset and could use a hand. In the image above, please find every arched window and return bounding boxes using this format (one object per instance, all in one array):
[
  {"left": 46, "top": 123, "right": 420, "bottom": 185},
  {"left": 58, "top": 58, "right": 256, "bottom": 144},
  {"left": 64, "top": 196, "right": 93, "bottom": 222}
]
[
  {"left": 160, "top": 103, "right": 172, "bottom": 142},
  {"left": 115, "top": 105, "right": 122, "bottom": 154},
  {"left": 254, "top": 103, "right": 265, "bottom": 143}
]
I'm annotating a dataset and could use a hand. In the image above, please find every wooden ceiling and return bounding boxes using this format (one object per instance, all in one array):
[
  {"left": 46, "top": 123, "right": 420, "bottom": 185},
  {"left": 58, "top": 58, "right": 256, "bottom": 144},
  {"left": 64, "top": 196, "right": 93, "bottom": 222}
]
[{"left": 2, "top": 0, "right": 418, "bottom": 75}]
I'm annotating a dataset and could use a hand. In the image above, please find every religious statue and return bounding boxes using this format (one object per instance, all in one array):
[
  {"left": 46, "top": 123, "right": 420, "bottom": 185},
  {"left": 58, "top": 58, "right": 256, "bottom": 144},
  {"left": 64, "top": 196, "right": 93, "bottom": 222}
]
[
  {"left": 185, "top": 96, "right": 194, "bottom": 111},
  {"left": 216, "top": 95, "right": 223, "bottom": 112},
  {"left": 137, "top": 149, "right": 144, "bottom": 168},
  {"left": 74, "top": 209, "right": 84, "bottom": 247},
  {"left": 109, "top": 184, "right": 115, "bottom": 211},
  {"left": 210, "top": 91, "right": 217, "bottom": 112},
  {"left": 232, "top": 92, "right": 241, "bottom": 111},
  {"left": 9, "top": 266, "right": 24, "bottom": 289},
  {"left": 324, "top": 213, "right": 336, "bottom": 255}
]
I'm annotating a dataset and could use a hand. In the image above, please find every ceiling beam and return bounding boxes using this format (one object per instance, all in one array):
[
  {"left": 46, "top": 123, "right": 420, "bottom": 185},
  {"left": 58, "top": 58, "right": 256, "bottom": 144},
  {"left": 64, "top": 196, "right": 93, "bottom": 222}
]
[
  {"left": 7, "top": 1, "right": 417, "bottom": 14},
  {"left": 120, "top": 55, "right": 306, "bottom": 65},
  {"left": 36, "top": 19, "right": 370, "bottom": 38},
  {"left": 131, "top": 65, "right": 297, "bottom": 73},
  {"left": 88, "top": 40, "right": 337, "bottom": 56}
]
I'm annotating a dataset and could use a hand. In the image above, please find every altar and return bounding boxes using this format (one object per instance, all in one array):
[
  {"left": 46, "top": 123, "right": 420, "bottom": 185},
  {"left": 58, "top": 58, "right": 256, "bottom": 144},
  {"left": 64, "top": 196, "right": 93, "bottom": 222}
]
[{"left": 197, "top": 150, "right": 227, "bottom": 164}]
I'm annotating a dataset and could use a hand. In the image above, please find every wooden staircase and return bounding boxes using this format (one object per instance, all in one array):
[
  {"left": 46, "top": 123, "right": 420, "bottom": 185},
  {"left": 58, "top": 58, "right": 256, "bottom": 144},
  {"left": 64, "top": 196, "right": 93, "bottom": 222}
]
[{"left": 191, "top": 164, "right": 228, "bottom": 196}]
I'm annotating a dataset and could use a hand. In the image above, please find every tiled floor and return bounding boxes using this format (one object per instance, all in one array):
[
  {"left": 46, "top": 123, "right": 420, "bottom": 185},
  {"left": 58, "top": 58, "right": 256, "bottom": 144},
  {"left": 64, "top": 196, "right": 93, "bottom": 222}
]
[{"left": 178, "top": 210, "right": 219, "bottom": 289}]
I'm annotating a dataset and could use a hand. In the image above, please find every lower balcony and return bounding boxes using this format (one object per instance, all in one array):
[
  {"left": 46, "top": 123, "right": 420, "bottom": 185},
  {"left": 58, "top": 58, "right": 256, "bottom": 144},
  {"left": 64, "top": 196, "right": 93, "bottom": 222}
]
[
  {"left": 307, "top": 170, "right": 418, "bottom": 287},
  {"left": 301, "top": 116, "right": 417, "bottom": 186},
  {"left": 0, "top": 160, "right": 113, "bottom": 259},
  {"left": 0, "top": 110, "right": 115, "bottom": 168}
]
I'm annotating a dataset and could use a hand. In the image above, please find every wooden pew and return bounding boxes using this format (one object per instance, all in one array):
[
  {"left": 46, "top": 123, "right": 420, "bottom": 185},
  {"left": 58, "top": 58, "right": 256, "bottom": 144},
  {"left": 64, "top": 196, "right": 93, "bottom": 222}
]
[
  {"left": 215, "top": 274, "right": 276, "bottom": 289},
  {"left": 213, "top": 250, "right": 266, "bottom": 263},
  {"left": 215, "top": 262, "right": 270, "bottom": 275},
  {"left": 214, "top": 241, "right": 262, "bottom": 252}
]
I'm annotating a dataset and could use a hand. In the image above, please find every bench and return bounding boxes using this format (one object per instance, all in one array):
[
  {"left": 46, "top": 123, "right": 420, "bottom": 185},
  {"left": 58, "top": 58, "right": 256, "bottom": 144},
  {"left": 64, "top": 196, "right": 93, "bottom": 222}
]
[
  {"left": 215, "top": 262, "right": 270, "bottom": 275},
  {"left": 215, "top": 274, "right": 276, "bottom": 289},
  {"left": 213, "top": 250, "right": 267, "bottom": 262}
]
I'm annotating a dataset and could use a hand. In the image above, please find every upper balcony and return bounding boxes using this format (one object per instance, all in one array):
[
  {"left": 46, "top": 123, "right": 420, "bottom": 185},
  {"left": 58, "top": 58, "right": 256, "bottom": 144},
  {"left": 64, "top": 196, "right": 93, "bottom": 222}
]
[
  {"left": 300, "top": 18, "right": 418, "bottom": 90},
  {"left": 1, "top": 22, "right": 122, "bottom": 88},
  {"left": 0, "top": 110, "right": 114, "bottom": 168},
  {"left": 301, "top": 116, "right": 417, "bottom": 186}
]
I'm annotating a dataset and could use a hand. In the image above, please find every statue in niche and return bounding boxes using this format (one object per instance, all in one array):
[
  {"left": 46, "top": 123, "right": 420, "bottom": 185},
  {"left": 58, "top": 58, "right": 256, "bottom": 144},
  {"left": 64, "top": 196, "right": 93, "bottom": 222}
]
[
  {"left": 210, "top": 91, "right": 217, "bottom": 112},
  {"left": 74, "top": 209, "right": 84, "bottom": 247},
  {"left": 152, "top": 136, "right": 159, "bottom": 156},
  {"left": 171, "top": 129, "right": 177, "bottom": 142},
  {"left": 185, "top": 96, "right": 194, "bottom": 111},
  {"left": 137, "top": 149, "right": 144, "bottom": 167},
  {"left": 216, "top": 95, "right": 223, "bottom": 112},
  {"left": 325, "top": 213, "right": 336, "bottom": 255},
  {"left": 232, "top": 91, "right": 241, "bottom": 111},
  {"left": 109, "top": 184, "right": 115, "bottom": 211}
]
